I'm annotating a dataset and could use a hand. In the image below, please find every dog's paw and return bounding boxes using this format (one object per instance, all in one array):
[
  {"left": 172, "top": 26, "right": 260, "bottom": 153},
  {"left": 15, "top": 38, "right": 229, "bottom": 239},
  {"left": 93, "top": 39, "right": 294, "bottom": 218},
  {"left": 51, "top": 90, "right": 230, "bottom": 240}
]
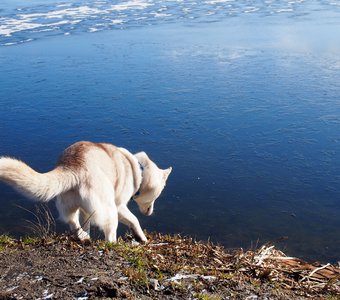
[
  {"left": 130, "top": 228, "right": 148, "bottom": 244},
  {"left": 139, "top": 233, "right": 148, "bottom": 244},
  {"left": 80, "top": 238, "right": 92, "bottom": 246},
  {"left": 77, "top": 229, "right": 91, "bottom": 242},
  {"left": 140, "top": 238, "right": 148, "bottom": 244},
  {"left": 131, "top": 238, "right": 148, "bottom": 245}
]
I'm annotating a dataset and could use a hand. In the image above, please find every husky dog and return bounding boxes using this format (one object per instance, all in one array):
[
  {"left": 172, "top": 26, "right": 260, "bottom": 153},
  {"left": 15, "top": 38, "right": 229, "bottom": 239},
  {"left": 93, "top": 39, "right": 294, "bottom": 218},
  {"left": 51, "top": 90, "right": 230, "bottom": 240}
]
[{"left": 0, "top": 141, "right": 172, "bottom": 242}]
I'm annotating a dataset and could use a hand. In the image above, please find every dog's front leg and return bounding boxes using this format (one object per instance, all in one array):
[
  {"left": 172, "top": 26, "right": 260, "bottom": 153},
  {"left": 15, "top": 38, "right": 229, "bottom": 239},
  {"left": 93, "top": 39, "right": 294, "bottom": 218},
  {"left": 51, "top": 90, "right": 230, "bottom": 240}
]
[{"left": 118, "top": 205, "right": 147, "bottom": 242}]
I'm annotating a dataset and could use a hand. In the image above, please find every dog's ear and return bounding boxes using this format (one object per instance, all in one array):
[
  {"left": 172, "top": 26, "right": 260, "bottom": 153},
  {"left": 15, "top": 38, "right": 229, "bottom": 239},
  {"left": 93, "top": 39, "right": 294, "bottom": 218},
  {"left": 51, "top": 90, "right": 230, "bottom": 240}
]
[
  {"left": 135, "top": 151, "right": 149, "bottom": 166},
  {"left": 163, "top": 167, "right": 172, "bottom": 180}
]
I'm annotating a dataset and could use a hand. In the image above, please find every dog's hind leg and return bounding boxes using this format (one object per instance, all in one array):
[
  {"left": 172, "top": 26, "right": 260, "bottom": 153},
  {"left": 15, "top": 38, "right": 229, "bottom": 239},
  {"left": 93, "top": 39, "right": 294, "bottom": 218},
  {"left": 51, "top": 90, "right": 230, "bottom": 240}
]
[
  {"left": 102, "top": 214, "right": 118, "bottom": 242},
  {"left": 81, "top": 182, "right": 119, "bottom": 243},
  {"left": 93, "top": 201, "right": 118, "bottom": 242},
  {"left": 56, "top": 193, "right": 90, "bottom": 241},
  {"left": 68, "top": 209, "right": 91, "bottom": 241}
]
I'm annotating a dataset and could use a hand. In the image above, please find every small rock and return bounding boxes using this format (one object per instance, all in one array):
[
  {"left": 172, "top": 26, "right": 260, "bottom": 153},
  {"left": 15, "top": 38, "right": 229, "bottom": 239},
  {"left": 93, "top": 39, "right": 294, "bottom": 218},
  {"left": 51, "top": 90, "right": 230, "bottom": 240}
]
[
  {"left": 149, "top": 279, "right": 164, "bottom": 291},
  {"left": 75, "top": 277, "right": 84, "bottom": 284}
]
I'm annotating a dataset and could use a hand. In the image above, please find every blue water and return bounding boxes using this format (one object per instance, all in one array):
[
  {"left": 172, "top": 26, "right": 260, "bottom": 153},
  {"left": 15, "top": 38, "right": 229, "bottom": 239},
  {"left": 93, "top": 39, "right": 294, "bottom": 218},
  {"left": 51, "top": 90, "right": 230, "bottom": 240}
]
[{"left": 1, "top": 0, "right": 340, "bottom": 262}]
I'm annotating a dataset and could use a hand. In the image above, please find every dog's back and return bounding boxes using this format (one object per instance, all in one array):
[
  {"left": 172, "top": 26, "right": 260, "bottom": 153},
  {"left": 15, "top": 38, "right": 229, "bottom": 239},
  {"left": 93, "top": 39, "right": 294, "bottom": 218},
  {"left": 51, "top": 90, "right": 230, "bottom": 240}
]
[{"left": 58, "top": 141, "right": 142, "bottom": 203}]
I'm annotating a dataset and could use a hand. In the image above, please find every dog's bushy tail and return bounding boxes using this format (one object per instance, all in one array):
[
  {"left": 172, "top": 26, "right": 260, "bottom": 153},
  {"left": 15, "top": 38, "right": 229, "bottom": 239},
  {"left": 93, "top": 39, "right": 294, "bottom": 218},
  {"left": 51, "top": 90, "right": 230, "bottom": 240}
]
[{"left": 0, "top": 157, "right": 78, "bottom": 202}]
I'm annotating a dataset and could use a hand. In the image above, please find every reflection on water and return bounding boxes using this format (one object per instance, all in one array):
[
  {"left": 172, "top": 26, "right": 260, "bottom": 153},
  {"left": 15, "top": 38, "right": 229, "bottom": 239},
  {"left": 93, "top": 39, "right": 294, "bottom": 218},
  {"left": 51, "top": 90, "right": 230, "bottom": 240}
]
[{"left": 0, "top": 1, "right": 340, "bottom": 262}]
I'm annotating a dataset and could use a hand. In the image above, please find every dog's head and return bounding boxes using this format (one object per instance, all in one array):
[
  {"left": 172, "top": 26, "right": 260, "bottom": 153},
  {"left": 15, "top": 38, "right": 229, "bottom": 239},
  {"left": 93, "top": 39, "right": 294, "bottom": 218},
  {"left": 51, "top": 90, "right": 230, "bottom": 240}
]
[{"left": 133, "top": 152, "right": 172, "bottom": 216}]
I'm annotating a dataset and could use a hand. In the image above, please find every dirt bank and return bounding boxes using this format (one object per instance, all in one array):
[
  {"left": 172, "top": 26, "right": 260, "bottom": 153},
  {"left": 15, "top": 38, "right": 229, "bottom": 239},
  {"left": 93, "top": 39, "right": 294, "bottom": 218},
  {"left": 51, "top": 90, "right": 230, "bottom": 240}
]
[{"left": 0, "top": 233, "right": 339, "bottom": 299}]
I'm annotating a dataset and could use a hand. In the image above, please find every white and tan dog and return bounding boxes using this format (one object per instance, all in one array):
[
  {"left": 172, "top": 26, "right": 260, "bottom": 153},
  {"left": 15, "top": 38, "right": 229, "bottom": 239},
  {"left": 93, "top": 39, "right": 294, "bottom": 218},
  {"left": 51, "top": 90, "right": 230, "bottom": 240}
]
[{"left": 0, "top": 141, "right": 172, "bottom": 242}]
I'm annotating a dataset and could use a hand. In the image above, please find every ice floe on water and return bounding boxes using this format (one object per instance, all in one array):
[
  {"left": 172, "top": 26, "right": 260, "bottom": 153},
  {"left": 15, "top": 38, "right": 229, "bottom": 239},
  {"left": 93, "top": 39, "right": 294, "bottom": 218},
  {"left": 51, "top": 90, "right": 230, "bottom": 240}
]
[
  {"left": 109, "top": 0, "right": 152, "bottom": 11},
  {"left": 0, "top": 0, "right": 339, "bottom": 45}
]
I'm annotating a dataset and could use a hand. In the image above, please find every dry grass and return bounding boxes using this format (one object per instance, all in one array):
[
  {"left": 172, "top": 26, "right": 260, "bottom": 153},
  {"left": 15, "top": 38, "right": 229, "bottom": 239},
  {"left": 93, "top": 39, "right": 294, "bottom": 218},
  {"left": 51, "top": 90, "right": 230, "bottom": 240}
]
[
  {"left": 98, "top": 232, "right": 340, "bottom": 297},
  {"left": 15, "top": 203, "right": 56, "bottom": 238}
]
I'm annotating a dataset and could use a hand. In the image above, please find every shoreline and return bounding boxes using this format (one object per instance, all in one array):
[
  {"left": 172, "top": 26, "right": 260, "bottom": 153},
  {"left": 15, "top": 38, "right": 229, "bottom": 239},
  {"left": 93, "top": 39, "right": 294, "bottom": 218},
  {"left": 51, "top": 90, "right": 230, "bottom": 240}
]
[{"left": 0, "top": 233, "right": 339, "bottom": 299}]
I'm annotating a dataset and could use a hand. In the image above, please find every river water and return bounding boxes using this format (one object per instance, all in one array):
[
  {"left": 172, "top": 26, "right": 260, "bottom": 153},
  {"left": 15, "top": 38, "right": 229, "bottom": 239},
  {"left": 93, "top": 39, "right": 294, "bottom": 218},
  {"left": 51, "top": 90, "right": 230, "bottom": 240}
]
[{"left": 1, "top": 0, "right": 340, "bottom": 262}]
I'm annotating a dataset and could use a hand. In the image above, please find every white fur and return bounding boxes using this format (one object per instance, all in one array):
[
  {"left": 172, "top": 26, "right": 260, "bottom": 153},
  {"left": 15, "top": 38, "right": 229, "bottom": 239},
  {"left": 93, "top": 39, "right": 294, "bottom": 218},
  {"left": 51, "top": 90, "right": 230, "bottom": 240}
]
[{"left": 0, "top": 141, "right": 172, "bottom": 242}]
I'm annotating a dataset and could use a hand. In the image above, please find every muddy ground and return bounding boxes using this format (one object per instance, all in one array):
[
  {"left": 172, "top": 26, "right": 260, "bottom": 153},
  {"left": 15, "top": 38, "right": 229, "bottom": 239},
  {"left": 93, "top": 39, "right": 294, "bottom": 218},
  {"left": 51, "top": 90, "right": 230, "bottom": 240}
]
[{"left": 0, "top": 233, "right": 339, "bottom": 299}]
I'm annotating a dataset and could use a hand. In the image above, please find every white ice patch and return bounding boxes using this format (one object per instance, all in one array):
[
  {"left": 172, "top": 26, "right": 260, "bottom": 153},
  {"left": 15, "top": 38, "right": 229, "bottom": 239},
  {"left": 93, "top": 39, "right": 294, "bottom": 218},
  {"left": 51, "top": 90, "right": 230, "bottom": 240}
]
[
  {"left": 110, "top": 0, "right": 153, "bottom": 11},
  {"left": 276, "top": 8, "right": 294, "bottom": 13},
  {"left": 244, "top": 7, "right": 259, "bottom": 13},
  {"left": 0, "top": 17, "right": 77, "bottom": 36},
  {"left": 16, "top": 6, "right": 105, "bottom": 20},
  {"left": 56, "top": 3, "right": 72, "bottom": 8},
  {"left": 88, "top": 27, "right": 101, "bottom": 32},
  {"left": 205, "top": 0, "right": 234, "bottom": 4},
  {"left": 0, "top": 18, "right": 42, "bottom": 36},
  {"left": 111, "top": 19, "right": 125, "bottom": 24},
  {"left": 151, "top": 12, "right": 171, "bottom": 18},
  {"left": 0, "top": 1, "right": 150, "bottom": 37}
]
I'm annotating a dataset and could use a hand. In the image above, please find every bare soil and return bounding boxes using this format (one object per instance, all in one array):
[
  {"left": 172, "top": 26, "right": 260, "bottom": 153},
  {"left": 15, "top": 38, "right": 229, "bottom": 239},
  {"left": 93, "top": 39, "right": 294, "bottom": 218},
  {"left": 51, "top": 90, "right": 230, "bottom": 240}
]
[{"left": 0, "top": 233, "right": 339, "bottom": 300}]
